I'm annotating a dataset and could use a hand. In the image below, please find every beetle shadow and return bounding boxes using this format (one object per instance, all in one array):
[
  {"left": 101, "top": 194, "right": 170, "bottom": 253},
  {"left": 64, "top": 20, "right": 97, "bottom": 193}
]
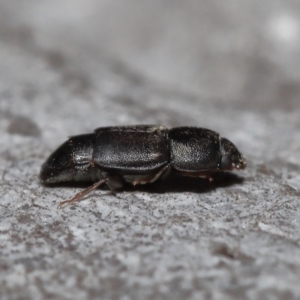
[
  {"left": 42, "top": 172, "right": 244, "bottom": 195},
  {"left": 131, "top": 172, "right": 244, "bottom": 194}
]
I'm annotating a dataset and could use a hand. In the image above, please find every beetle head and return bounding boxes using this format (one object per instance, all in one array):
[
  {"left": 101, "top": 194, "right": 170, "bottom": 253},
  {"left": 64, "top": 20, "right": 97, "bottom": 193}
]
[
  {"left": 40, "top": 140, "right": 76, "bottom": 183},
  {"left": 40, "top": 134, "right": 97, "bottom": 184},
  {"left": 219, "top": 138, "right": 246, "bottom": 170}
]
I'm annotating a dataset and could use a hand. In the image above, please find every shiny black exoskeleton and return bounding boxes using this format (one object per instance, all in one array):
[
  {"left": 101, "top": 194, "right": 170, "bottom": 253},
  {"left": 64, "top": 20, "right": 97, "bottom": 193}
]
[{"left": 40, "top": 125, "right": 246, "bottom": 206}]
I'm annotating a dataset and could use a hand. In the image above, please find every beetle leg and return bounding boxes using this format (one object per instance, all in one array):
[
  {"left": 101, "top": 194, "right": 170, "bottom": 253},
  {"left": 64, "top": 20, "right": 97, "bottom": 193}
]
[
  {"left": 174, "top": 169, "right": 215, "bottom": 182},
  {"left": 132, "top": 164, "right": 169, "bottom": 186},
  {"left": 58, "top": 178, "right": 108, "bottom": 208},
  {"left": 197, "top": 173, "right": 214, "bottom": 182},
  {"left": 106, "top": 174, "right": 125, "bottom": 190}
]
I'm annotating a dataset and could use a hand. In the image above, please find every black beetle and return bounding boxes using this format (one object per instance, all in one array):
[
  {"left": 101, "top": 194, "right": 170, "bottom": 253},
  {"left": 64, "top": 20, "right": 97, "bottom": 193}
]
[{"left": 40, "top": 125, "right": 246, "bottom": 207}]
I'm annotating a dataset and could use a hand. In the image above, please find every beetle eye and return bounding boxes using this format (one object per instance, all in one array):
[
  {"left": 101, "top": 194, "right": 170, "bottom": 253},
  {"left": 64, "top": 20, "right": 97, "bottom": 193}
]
[{"left": 220, "top": 156, "right": 232, "bottom": 170}]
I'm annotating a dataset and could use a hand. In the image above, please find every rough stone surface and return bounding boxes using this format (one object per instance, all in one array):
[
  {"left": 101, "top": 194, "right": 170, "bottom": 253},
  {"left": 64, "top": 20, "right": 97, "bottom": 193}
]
[{"left": 1, "top": 1, "right": 300, "bottom": 299}]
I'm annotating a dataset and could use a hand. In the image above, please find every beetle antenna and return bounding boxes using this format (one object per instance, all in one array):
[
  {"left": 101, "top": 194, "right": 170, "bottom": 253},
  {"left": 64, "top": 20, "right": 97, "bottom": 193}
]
[{"left": 58, "top": 178, "right": 108, "bottom": 208}]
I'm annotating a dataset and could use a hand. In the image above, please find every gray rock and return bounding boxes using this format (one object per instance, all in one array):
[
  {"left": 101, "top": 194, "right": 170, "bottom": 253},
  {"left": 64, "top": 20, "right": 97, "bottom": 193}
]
[{"left": 1, "top": 1, "right": 300, "bottom": 299}]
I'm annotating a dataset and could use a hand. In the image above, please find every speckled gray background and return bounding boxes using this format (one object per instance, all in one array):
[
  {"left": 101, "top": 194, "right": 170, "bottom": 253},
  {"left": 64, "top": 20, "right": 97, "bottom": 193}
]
[{"left": 1, "top": 1, "right": 300, "bottom": 299}]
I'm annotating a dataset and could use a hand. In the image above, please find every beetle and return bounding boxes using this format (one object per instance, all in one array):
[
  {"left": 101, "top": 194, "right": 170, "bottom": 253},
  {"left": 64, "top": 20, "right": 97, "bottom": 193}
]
[{"left": 40, "top": 125, "right": 246, "bottom": 207}]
